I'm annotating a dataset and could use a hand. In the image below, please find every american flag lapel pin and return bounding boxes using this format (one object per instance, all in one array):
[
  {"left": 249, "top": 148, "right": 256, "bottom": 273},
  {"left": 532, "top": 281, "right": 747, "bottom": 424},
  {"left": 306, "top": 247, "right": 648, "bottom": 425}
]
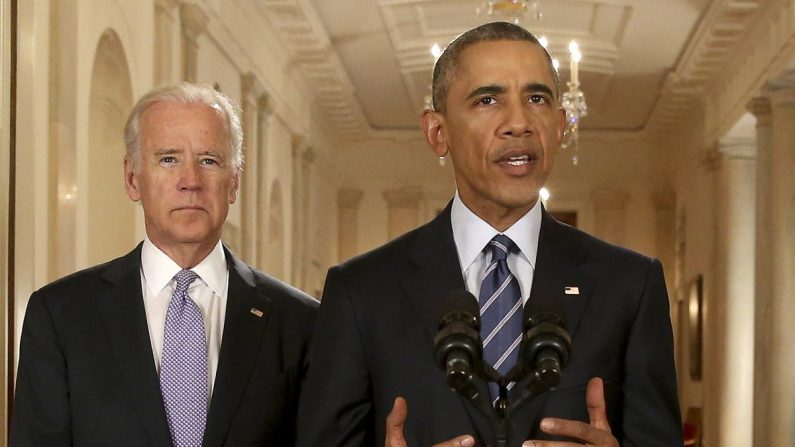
[
  {"left": 250, "top": 307, "right": 264, "bottom": 317},
  {"left": 564, "top": 286, "right": 580, "bottom": 295}
]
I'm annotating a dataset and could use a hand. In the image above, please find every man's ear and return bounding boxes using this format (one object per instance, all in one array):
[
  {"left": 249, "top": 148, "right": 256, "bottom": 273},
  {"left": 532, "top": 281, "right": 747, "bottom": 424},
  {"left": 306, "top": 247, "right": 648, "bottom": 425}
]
[
  {"left": 421, "top": 109, "right": 449, "bottom": 157},
  {"left": 229, "top": 170, "right": 240, "bottom": 204},
  {"left": 123, "top": 157, "right": 141, "bottom": 202}
]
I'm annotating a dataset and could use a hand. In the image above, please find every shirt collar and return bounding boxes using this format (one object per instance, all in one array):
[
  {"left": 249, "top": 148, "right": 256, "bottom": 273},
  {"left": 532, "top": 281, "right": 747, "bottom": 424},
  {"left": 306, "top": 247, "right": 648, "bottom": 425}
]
[
  {"left": 141, "top": 238, "right": 228, "bottom": 296},
  {"left": 451, "top": 192, "right": 542, "bottom": 272}
]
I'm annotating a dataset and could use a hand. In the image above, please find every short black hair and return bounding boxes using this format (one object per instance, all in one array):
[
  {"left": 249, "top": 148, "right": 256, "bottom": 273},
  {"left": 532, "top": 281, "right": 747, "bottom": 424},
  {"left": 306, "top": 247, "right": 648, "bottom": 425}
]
[{"left": 431, "top": 21, "right": 560, "bottom": 114}]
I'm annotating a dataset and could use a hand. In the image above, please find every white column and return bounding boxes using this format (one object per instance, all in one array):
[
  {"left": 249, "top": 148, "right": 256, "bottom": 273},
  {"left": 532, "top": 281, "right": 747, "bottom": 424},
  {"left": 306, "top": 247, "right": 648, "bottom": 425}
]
[
  {"left": 179, "top": 3, "right": 208, "bottom": 83},
  {"left": 255, "top": 94, "right": 272, "bottom": 270},
  {"left": 239, "top": 73, "right": 259, "bottom": 265},
  {"left": 748, "top": 96, "right": 772, "bottom": 445},
  {"left": 154, "top": 0, "right": 178, "bottom": 85},
  {"left": 756, "top": 86, "right": 795, "bottom": 446},
  {"left": 337, "top": 188, "right": 364, "bottom": 262},
  {"left": 291, "top": 138, "right": 314, "bottom": 289},
  {"left": 707, "top": 138, "right": 756, "bottom": 447},
  {"left": 590, "top": 188, "right": 629, "bottom": 246},
  {"left": 652, "top": 190, "right": 676, "bottom": 293},
  {"left": 382, "top": 187, "right": 424, "bottom": 240}
]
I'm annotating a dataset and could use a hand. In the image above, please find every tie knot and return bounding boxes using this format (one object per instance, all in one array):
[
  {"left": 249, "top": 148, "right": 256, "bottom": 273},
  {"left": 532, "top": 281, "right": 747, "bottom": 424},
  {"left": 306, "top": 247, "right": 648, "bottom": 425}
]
[
  {"left": 174, "top": 269, "right": 199, "bottom": 294},
  {"left": 488, "top": 235, "right": 517, "bottom": 262}
]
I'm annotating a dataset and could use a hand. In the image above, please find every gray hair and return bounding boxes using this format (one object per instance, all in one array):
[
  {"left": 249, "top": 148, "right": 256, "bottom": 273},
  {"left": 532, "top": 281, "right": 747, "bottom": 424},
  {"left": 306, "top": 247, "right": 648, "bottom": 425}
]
[
  {"left": 124, "top": 82, "right": 244, "bottom": 171},
  {"left": 431, "top": 21, "right": 560, "bottom": 114}
]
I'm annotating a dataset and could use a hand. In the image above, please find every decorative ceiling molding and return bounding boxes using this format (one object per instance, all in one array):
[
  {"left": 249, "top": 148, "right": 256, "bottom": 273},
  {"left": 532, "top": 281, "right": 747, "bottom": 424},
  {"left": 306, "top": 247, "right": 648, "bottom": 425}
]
[
  {"left": 379, "top": 0, "right": 629, "bottom": 111},
  {"left": 646, "top": 0, "right": 764, "bottom": 141},
  {"left": 255, "top": 0, "right": 370, "bottom": 138}
]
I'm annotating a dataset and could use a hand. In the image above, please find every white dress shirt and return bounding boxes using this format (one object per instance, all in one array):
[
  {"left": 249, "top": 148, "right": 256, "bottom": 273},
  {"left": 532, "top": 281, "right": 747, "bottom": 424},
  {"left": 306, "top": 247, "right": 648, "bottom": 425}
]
[
  {"left": 140, "top": 238, "right": 229, "bottom": 398},
  {"left": 450, "top": 193, "right": 542, "bottom": 304}
]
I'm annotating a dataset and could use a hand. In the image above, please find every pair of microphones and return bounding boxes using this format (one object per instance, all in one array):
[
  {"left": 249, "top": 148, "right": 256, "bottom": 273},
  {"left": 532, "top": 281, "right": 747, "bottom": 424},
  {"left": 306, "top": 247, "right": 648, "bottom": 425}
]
[{"left": 432, "top": 289, "right": 572, "bottom": 446}]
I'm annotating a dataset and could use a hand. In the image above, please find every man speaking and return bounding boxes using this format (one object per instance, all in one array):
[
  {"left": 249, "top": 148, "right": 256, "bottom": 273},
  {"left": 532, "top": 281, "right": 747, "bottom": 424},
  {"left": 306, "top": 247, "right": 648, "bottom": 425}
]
[
  {"left": 296, "top": 22, "right": 681, "bottom": 447},
  {"left": 11, "top": 83, "right": 318, "bottom": 446}
]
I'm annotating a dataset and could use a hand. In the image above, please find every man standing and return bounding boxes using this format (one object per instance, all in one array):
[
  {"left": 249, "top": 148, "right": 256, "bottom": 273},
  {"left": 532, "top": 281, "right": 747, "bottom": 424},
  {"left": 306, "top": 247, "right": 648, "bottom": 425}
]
[
  {"left": 296, "top": 22, "right": 681, "bottom": 447},
  {"left": 11, "top": 83, "right": 318, "bottom": 446}
]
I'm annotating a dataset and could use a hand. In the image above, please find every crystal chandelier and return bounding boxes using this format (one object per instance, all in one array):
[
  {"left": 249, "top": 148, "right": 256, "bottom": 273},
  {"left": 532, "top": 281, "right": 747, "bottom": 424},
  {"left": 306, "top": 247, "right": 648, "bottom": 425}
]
[
  {"left": 560, "top": 41, "right": 588, "bottom": 165},
  {"left": 477, "top": 0, "right": 542, "bottom": 25}
]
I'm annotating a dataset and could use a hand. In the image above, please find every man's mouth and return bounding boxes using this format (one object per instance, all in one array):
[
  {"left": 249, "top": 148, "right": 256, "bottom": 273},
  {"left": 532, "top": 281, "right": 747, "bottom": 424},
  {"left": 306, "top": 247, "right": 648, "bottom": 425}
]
[{"left": 505, "top": 154, "right": 530, "bottom": 166}]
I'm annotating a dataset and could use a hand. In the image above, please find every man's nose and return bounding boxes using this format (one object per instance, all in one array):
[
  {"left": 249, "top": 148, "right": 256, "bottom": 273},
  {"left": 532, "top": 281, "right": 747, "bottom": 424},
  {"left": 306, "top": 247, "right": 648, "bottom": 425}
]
[
  {"left": 178, "top": 162, "right": 201, "bottom": 190},
  {"left": 500, "top": 100, "right": 534, "bottom": 137}
]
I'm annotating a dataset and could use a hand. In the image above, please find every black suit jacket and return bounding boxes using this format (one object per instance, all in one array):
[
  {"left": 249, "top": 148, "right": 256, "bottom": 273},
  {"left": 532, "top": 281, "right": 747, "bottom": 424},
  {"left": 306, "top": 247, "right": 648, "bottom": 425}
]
[
  {"left": 11, "top": 244, "right": 318, "bottom": 447},
  {"left": 296, "top": 203, "right": 681, "bottom": 447}
]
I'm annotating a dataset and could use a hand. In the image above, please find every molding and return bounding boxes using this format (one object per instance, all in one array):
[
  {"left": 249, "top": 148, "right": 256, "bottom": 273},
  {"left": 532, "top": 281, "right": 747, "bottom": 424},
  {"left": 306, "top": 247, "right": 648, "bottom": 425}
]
[
  {"left": 766, "top": 80, "right": 795, "bottom": 107},
  {"left": 253, "top": 0, "right": 369, "bottom": 139},
  {"left": 155, "top": 0, "right": 180, "bottom": 10},
  {"left": 719, "top": 136, "right": 757, "bottom": 159},
  {"left": 180, "top": 3, "right": 209, "bottom": 40},
  {"left": 383, "top": 187, "right": 424, "bottom": 208},
  {"left": 647, "top": 0, "right": 764, "bottom": 140},
  {"left": 747, "top": 96, "right": 772, "bottom": 126},
  {"left": 590, "top": 188, "right": 629, "bottom": 209},
  {"left": 701, "top": 145, "right": 723, "bottom": 172},
  {"left": 704, "top": 0, "right": 795, "bottom": 143},
  {"left": 337, "top": 188, "right": 364, "bottom": 208}
]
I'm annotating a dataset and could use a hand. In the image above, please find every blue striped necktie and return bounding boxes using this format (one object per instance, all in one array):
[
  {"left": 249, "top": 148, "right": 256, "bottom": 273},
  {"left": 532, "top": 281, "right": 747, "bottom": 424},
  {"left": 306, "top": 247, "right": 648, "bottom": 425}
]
[{"left": 478, "top": 235, "right": 523, "bottom": 400}]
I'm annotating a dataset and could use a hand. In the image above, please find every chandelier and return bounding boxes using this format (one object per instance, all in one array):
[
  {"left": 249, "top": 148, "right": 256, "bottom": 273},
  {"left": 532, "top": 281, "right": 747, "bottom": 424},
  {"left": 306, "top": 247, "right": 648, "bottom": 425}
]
[{"left": 477, "top": 1, "right": 542, "bottom": 24}]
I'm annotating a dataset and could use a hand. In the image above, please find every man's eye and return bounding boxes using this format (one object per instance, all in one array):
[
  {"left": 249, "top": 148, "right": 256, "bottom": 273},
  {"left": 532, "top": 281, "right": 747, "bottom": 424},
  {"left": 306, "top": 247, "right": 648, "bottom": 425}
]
[
  {"left": 201, "top": 158, "right": 219, "bottom": 166},
  {"left": 160, "top": 156, "right": 177, "bottom": 164},
  {"left": 477, "top": 97, "right": 497, "bottom": 106},
  {"left": 530, "top": 94, "right": 548, "bottom": 105}
]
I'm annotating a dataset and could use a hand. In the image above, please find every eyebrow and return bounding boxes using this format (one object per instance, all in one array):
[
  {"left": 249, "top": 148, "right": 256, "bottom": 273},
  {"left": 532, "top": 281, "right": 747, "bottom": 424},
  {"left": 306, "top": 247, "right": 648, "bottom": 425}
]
[
  {"left": 153, "top": 148, "right": 180, "bottom": 156},
  {"left": 465, "top": 83, "right": 557, "bottom": 101},
  {"left": 152, "top": 148, "right": 225, "bottom": 159}
]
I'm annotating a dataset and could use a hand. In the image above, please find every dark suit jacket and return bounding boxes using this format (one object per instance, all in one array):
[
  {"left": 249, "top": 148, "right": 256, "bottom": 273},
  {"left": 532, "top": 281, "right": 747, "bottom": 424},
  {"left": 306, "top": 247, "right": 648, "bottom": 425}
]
[
  {"left": 11, "top": 243, "right": 318, "bottom": 447},
  {"left": 296, "top": 203, "right": 681, "bottom": 447}
]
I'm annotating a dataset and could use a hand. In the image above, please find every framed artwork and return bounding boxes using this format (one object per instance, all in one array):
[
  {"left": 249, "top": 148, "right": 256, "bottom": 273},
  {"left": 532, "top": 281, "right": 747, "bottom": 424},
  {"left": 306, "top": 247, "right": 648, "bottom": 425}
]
[{"left": 687, "top": 275, "right": 703, "bottom": 381}]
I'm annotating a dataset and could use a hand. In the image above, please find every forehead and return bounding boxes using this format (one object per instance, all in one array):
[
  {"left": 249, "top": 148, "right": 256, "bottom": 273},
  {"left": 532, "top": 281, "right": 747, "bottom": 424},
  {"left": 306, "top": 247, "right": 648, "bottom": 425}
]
[
  {"left": 139, "top": 101, "right": 228, "bottom": 146},
  {"left": 451, "top": 40, "right": 555, "bottom": 89}
]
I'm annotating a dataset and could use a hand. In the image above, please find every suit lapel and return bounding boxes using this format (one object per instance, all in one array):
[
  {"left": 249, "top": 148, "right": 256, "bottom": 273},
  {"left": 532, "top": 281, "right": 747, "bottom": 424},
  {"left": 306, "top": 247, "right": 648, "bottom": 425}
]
[
  {"left": 203, "top": 250, "right": 271, "bottom": 447},
  {"left": 511, "top": 208, "right": 595, "bottom": 440},
  {"left": 400, "top": 204, "right": 496, "bottom": 445},
  {"left": 97, "top": 244, "right": 172, "bottom": 446},
  {"left": 523, "top": 208, "right": 594, "bottom": 339}
]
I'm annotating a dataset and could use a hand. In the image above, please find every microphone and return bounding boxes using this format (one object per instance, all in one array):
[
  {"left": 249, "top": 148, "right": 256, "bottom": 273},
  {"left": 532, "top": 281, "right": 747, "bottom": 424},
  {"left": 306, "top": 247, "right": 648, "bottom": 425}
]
[
  {"left": 433, "top": 290, "right": 483, "bottom": 396},
  {"left": 518, "top": 312, "right": 571, "bottom": 389}
]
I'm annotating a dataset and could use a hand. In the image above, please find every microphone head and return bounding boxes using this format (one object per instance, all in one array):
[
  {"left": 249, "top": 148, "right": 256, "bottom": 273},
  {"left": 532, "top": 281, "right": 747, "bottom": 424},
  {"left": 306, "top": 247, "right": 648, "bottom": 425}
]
[
  {"left": 436, "top": 289, "right": 480, "bottom": 329},
  {"left": 433, "top": 290, "right": 483, "bottom": 384},
  {"left": 520, "top": 312, "right": 572, "bottom": 387}
]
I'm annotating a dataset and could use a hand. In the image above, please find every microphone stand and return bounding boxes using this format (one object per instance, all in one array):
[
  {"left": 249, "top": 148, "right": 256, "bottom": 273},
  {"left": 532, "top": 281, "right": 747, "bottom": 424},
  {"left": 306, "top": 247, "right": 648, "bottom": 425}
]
[{"left": 452, "top": 361, "right": 561, "bottom": 447}]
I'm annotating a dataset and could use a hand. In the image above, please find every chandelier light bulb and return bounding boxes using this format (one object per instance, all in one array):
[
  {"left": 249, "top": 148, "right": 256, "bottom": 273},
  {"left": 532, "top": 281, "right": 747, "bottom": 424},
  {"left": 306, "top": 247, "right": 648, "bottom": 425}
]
[
  {"left": 538, "top": 35, "right": 549, "bottom": 49},
  {"left": 431, "top": 43, "right": 442, "bottom": 60},
  {"left": 540, "top": 187, "right": 551, "bottom": 202}
]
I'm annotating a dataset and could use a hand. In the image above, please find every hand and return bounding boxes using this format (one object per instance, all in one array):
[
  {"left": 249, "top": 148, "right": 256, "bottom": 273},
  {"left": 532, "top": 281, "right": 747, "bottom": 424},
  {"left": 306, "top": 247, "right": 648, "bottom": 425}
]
[
  {"left": 385, "top": 397, "right": 476, "bottom": 447},
  {"left": 522, "top": 378, "right": 619, "bottom": 447}
]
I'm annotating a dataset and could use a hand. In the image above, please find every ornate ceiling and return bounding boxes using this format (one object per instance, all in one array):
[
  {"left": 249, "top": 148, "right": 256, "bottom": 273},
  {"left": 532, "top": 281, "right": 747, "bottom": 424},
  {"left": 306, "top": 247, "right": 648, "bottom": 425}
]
[{"left": 255, "top": 0, "right": 768, "bottom": 142}]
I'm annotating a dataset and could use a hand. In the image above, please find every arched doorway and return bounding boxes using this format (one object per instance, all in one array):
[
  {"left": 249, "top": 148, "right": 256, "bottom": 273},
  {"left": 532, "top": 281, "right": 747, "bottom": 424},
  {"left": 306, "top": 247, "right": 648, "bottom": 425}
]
[{"left": 86, "top": 30, "right": 134, "bottom": 265}]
